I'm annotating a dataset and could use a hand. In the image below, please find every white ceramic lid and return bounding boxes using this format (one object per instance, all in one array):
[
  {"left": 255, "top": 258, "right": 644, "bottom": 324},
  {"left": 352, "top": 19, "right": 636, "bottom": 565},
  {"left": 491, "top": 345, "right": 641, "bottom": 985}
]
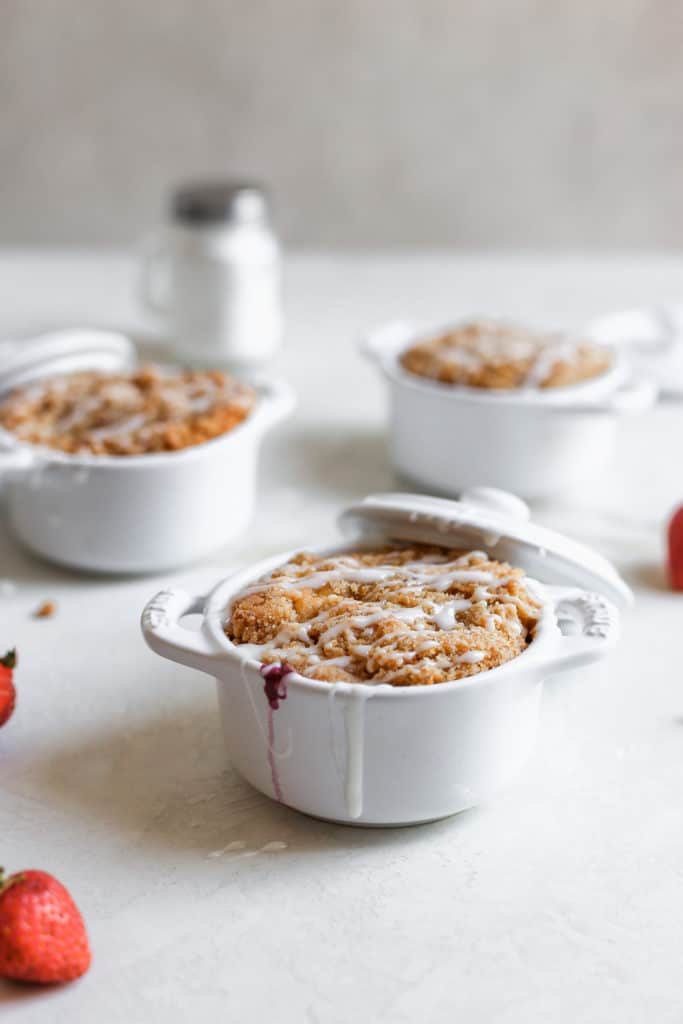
[
  {"left": 0, "top": 329, "right": 137, "bottom": 396},
  {"left": 339, "top": 487, "right": 633, "bottom": 608}
]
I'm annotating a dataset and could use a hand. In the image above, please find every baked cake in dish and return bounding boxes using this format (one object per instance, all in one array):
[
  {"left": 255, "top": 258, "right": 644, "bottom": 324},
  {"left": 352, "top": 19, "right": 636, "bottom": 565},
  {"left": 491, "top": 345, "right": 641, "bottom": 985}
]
[
  {"left": 0, "top": 366, "right": 256, "bottom": 456},
  {"left": 226, "top": 546, "right": 541, "bottom": 686},
  {"left": 400, "top": 320, "right": 612, "bottom": 390}
]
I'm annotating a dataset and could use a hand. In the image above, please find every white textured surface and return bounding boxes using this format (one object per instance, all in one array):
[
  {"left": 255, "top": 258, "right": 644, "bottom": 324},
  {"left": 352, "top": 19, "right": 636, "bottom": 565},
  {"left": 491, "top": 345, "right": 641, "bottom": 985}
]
[{"left": 1, "top": 251, "right": 682, "bottom": 1022}]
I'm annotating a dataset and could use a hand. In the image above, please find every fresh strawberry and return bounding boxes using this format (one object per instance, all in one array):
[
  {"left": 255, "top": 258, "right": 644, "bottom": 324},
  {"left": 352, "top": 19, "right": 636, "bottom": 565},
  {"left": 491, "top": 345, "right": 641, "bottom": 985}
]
[
  {"left": 0, "top": 868, "right": 91, "bottom": 984},
  {"left": 668, "top": 507, "right": 683, "bottom": 590},
  {"left": 0, "top": 649, "right": 16, "bottom": 727}
]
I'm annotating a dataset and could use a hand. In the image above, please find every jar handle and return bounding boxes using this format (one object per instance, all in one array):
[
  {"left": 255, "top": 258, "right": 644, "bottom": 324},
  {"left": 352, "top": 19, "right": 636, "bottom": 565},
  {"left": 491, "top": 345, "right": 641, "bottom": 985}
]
[{"left": 138, "top": 228, "right": 171, "bottom": 316}]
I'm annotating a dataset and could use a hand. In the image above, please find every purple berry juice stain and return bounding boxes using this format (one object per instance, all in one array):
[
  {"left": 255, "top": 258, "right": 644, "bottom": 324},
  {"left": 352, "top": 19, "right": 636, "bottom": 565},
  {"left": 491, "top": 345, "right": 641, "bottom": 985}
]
[
  {"left": 261, "top": 663, "right": 294, "bottom": 802},
  {"left": 262, "top": 662, "right": 292, "bottom": 710}
]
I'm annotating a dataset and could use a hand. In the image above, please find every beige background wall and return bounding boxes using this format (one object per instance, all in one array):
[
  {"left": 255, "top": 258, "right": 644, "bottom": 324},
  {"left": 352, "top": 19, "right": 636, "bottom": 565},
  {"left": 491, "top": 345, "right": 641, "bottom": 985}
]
[{"left": 1, "top": 0, "right": 681, "bottom": 247}]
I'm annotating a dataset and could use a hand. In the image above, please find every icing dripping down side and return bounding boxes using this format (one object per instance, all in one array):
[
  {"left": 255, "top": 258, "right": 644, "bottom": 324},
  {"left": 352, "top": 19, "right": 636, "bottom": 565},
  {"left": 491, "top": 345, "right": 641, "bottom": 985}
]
[{"left": 329, "top": 682, "right": 388, "bottom": 819}]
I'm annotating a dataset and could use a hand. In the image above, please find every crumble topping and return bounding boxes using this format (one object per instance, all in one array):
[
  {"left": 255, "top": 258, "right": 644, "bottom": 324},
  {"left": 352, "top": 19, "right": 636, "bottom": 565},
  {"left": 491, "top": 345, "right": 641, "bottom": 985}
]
[
  {"left": 0, "top": 366, "right": 256, "bottom": 456},
  {"left": 400, "top": 320, "right": 612, "bottom": 390},
  {"left": 226, "top": 546, "right": 541, "bottom": 686}
]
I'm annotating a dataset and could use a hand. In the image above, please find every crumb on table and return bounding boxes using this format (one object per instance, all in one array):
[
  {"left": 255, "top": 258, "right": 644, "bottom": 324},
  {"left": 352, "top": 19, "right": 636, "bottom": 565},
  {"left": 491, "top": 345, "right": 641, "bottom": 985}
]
[{"left": 33, "top": 601, "right": 56, "bottom": 619}]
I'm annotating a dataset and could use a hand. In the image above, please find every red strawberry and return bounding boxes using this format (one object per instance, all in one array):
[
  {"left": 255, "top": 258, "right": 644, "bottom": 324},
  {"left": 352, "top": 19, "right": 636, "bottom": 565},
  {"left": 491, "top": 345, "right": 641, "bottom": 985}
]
[
  {"left": 0, "top": 869, "right": 91, "bottom": 984},
  {"left": 0, "top": 649, "right": 16, "bottom": 727},
  {"left": 668, "top": 507, "right": 683, "bottom": 590}
]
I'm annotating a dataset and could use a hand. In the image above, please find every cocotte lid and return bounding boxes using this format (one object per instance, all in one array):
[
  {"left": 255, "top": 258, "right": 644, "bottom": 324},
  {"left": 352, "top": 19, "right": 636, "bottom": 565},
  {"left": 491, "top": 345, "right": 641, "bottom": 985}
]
[
  {"left": 0, "top": 329, "right": 137, "bottom": 397},
  {"left": 339, "top": 488, "right": 633, "bottom": 609}
]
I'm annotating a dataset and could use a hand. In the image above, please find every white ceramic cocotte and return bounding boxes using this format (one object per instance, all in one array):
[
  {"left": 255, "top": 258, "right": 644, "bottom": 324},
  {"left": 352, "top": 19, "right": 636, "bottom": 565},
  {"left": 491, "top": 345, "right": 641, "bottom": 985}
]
[
  {"left": 0, "top": 329, "right": 294, "bottom": 573},
  {"left": 363, "top": 321, "right": 657, "bottom": 500},
  {"left": 142, "top": 488, "right": 632, "bottom": 827}
]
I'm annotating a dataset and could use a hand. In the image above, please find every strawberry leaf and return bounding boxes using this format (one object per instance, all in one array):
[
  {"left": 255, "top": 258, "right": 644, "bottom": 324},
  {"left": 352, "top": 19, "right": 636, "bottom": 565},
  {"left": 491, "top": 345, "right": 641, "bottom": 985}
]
[{"left": 0, "top": 649, "right": 16, "bottom": 670}]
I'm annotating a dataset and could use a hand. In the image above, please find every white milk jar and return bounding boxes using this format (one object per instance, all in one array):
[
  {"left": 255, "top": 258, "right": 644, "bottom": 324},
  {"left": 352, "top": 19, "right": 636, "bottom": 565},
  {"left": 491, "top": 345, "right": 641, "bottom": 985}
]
[{"left": 141, "top": 182, "right": 283, "bottom": 367}]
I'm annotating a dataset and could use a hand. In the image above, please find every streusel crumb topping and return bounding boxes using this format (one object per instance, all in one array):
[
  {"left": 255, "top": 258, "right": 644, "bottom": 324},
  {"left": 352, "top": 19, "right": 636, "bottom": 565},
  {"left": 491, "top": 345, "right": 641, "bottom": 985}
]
[
  {"left": 400, "top": 320, "right": 611, "bottom": 390},
  {"left": 226, "top": 546, "right": 541, "bottom": 686},
  {"left": 0, "top": 366, "right": 256, "bottom": 455}
]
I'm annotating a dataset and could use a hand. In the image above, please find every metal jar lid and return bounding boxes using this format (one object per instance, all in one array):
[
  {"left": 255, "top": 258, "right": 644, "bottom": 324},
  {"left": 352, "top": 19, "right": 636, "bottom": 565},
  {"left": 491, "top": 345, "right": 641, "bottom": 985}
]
[{"left": 171, "top": 181, "right": 269, "bottom": 226}]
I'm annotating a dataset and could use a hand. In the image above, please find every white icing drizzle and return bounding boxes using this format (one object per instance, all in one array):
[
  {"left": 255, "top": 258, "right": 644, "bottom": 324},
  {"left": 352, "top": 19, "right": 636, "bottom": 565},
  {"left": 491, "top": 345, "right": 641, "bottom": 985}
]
[
  {"left": 431, "top": 598, "right": 473, "bottom": 630},
  {"left": 242, "top": 556, "right": 495, "bottom": 600},
  {"left": 232, "top": 549, "right": 536, "bottom": 686},
  {"left": 3, "top": 366, "right": 254, "bottom": 449},
  {"left": 402, "top": 569, "right": 495, "bottom": 591},
  {"left": 522, "top": 336, "right": 580, "bottom": 388},
  {"left": 241, "top": 566, "right": 396, "bottom": 597},
  {"left": 343, "top": 686, "right": 369, "bottom": 818},
  {"left": 428, "top": 325, "right": 543, "bottom": 371},
  {"left": 455, "top": 650, "right": 485, "bottom": 664},
  {"left": 86, "top": 413, "right": 148, "bottom": 442},
  {"left": 328, "top": 682, "right": 390, "bottom": 819},
  {"left": 413, "top": 322, "right": 593, "bottom": 390}
]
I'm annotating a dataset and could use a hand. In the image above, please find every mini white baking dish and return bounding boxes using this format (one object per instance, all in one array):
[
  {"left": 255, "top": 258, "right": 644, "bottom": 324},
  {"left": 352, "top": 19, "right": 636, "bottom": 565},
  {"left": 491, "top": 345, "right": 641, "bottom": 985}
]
[
  {"left": 0, "top": 329, "right": 294, "bottom": 573},
  {"left": 141, "top": 488, "right": 631, "bottom": 826},
  {"left": 363, "top": 321, "right": 657, "bottom": 500}
]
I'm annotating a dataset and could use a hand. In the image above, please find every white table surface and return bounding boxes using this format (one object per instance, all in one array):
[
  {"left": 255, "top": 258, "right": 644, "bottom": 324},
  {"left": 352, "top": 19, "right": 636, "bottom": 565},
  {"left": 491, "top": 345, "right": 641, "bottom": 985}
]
[{"left": 1, "top": 250, "right": 682, "bottom": 1023}]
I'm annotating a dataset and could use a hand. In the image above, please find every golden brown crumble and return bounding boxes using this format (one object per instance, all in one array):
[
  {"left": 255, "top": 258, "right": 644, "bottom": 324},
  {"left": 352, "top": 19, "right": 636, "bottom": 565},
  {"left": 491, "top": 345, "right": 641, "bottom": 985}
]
[
  {"left": 226, "top": 546, "right": 541, "bottom": 687},
  {"left": 400, "top": 320, "right": 612, "bottom": 390},
  {"left": 0, "top": 366, "right": 256, "bottom": 456}
]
